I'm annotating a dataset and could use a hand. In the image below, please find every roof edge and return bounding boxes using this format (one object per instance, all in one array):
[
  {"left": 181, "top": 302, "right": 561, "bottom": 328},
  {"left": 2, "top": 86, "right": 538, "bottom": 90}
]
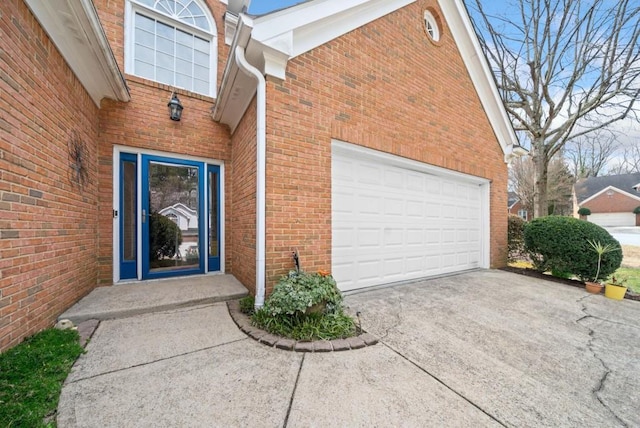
[{"left": 25, "top": 0, "right": 130, "bottom": 107}]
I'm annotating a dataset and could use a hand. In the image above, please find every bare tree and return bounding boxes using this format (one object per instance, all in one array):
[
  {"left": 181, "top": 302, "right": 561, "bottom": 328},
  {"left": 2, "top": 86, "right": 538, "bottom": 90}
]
[
  {"left": 509, "top": 154, "right": 574, "bottom": 216},
  {"left": 469, "top": 0, "right": 640, "bottom": 218},
  {"left": 564, "top": 130, "right": 619, "bottom": 178},
  {"left": 608, "top": 144, "right": 640, "bottom": 174}
]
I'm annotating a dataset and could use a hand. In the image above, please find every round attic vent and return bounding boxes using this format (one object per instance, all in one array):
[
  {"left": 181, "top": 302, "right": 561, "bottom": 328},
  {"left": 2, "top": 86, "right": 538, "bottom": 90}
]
[{"left": 424, "top": 10, "right": 441, "bottom": 42}]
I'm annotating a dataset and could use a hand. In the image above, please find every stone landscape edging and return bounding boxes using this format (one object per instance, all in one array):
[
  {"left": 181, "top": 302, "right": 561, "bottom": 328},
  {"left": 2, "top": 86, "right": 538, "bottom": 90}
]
[{"left": 227, "top": 300, "right": 378, "bottom": 352}]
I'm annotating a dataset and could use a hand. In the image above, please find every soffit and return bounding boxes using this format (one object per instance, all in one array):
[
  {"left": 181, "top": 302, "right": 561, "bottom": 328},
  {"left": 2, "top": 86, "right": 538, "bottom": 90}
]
[{"left": 24, "top": 0, "right": 130, "bottom": 107}]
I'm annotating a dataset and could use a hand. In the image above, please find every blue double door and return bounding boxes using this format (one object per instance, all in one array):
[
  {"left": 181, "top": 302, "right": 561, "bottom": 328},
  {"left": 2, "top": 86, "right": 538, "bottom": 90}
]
[{"left": 119, "top": 153, "right": 221, "bottom": 280}]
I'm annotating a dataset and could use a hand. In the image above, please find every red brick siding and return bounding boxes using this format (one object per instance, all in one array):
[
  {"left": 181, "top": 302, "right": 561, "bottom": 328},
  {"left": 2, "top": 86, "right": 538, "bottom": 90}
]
[
  {"left": 264, "top": 0, "right": 508, "bottom": 289},
  {"left": 230, "top": 101, "right": 258, "bottom": 293},
  {"left": 94, "top": 0, "right": 232, "bottom": 284},
  {"left": 0, "top": 0, "right": 101, "bottom": 351},
  {"left": 580, "top": 191, "right": 640, "bottom": 214}
]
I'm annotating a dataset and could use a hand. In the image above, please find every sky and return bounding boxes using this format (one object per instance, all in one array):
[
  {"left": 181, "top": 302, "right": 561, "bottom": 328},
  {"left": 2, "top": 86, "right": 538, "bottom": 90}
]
[{"left": 247, "top": 0, "right": 308, "bottom": 15}]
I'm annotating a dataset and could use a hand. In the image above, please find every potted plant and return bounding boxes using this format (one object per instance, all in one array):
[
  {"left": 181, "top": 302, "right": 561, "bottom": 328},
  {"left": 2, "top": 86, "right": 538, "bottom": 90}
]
[
  {"left": 585, "top": 239, "right": 616, "bottom": 294},
  {"left": 604, "top": 276, "right": 628, "bottom": 300}
]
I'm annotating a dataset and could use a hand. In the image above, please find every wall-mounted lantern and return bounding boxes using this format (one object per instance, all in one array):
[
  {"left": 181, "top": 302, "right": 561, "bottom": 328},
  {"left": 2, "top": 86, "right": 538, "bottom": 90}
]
[{"left": 167, "top": 92, "right": 183, "bottom": 121}]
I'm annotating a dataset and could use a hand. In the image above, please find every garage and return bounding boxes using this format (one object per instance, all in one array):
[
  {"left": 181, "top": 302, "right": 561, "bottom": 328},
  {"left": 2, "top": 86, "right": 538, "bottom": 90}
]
[
  {"left": 331, "top": 141, "right": 490, "bottom": 292},
  {"left": 588, "top": 212, "right": 636, "bottom": 227}
]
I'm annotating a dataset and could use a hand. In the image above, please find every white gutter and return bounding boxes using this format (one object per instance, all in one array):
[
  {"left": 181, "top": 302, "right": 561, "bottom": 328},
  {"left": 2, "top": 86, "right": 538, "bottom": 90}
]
[{"left": 234, "top": 46, "right": 267, "bottom": 309}]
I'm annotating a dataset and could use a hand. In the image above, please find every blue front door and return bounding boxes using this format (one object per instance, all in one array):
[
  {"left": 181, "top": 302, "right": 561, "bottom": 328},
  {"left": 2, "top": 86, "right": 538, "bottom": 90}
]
[{"left": 118, "top": 153, "right": 221, "bottom": 281}]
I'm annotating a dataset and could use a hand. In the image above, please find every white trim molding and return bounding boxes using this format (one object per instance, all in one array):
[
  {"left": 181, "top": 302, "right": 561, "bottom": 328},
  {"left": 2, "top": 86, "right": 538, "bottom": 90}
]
[{"left": 25, "top": 0, "right": 130, "bottom": 106}]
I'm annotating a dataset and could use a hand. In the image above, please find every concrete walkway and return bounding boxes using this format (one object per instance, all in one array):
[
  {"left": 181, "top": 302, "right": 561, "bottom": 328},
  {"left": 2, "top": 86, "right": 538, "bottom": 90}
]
[{"left": 57, "top": 270, "right": 640, "bottom": 427}]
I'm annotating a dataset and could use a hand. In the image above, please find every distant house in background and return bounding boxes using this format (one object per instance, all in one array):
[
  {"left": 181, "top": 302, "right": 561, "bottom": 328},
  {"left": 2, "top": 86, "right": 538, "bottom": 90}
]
[
  {"left": 508, "top": 192, "right": 529, "bottom": 221},
  {"left": 573, "top": 173, "right": 640, "bottom": 227},
  {"left": 159, "top": 203, "right": 198, "bottom": 232}
]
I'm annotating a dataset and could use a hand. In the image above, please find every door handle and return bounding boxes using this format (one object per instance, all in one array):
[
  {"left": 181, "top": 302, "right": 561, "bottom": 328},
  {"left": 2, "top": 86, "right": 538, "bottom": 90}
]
[{"left": 142, "top": 209, "right": 146, "bottom": 223}]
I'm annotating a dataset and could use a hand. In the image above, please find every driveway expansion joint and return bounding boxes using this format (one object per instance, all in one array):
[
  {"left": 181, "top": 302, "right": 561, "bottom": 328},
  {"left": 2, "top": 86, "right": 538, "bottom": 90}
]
[
  {"left": 227, "top": 300, "right": 378, "bottom": 352},
  {"left": 68, "top": 337, "right": 249, "bottom": 384},
  {"left": 576, "top": 296, "right": 629, "bottom": 427},
  {"left": 379, "top": 341, "right": 508, "bottom": 427},
  {"left": 283, "top": 353, "right": 305, "bottom": 428}
]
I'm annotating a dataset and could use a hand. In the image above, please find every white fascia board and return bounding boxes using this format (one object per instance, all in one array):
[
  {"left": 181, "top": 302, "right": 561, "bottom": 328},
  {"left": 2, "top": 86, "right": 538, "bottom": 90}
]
[
  {"left": 212, "top": 14, "right": 253, "bottom": 123},
  {"left": 438, "top": 0, "right": 517, "bottom": 161},
  {"left": 251, "top": 0, "right": 414, "bottom": 62},
  {"left": 224, "top": 12, "right": 239, "bottom": 45},
  {"left": 25, "top": 0, "right": 130, "bottom": 107},
  {"left": 580, "top": 186, "right": 640, "bottom": 206}
]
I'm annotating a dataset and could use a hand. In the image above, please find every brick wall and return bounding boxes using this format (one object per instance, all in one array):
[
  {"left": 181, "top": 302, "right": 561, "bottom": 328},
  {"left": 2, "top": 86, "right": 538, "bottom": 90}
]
[
  {"left": 581, "top": 191, "right": 640, "bottom": 214},
  {"left": 94, "top": 0, "right": 232, "bottom": 284},
  {"left": 230, "top": 100, "right": 258, "bottom": 292},
  {"left": 263, "top": 0, "right": 509, "bottom": 289},
  {"left": 0, "top": 0, "right": 101, "bottom": 351}
]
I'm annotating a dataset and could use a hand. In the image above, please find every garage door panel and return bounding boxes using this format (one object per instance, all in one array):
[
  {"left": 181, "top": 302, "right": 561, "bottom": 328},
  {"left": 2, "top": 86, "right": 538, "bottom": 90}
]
[
  {"left": 332, "top": 144, "right": 487, "bottom": 291},
  {"left": 588, "top": 213, "right": 635, "bottom": 227}
]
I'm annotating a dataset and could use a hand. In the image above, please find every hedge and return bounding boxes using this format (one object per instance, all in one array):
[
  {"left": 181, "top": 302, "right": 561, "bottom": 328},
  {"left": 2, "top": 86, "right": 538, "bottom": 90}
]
[{"left": 523, "top": 216, "right": 622, "bottom": 282}]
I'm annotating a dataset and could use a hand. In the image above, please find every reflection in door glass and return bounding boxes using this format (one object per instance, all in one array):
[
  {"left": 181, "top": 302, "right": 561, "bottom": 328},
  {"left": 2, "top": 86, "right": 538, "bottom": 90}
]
[{"left": 148, "top": 162, "right": 199, "bottom": 272}]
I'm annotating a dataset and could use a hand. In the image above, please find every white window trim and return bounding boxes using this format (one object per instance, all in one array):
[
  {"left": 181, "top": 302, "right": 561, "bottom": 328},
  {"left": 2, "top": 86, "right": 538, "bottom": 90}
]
[{"left": 124, "top": 0, "right": 218, "bottom": 97}]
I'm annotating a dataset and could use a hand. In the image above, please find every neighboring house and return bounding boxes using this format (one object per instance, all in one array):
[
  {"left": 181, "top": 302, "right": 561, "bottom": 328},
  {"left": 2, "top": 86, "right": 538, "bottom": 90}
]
[
  {"left": 508, "top": 191, "right": 529, "bottom": 221},
  {"left": 0, "top": 0, "right": 519, "bottom": 350},
  {"left": 573, "top": 173, "right": 640, "bottom": 227},
  {"left": 159, "top": 203, "right": 198, "bottom": 232}
]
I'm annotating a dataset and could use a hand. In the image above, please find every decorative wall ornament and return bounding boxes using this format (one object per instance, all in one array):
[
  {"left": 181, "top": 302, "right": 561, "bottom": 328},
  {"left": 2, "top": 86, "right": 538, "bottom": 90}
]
[{"left": 68, "top": 131, "right": 90, "bottom": 189}]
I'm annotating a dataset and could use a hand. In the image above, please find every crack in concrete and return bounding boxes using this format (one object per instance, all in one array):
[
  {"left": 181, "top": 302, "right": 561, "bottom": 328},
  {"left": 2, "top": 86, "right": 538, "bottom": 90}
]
[
  {"left": 380, "top": 341, "right": 507, "bottom": 427},
  {"left": 67, "top": 337, "right": 250, "bottom": 384},
  {"left": 378, "top": 296, "right": 405, "bottom": 340},
  {"left": 576, "top": 296, "right": 629, "bottom": 428},
  {"left": 283, "top": 353, "right": 305, "bottom": 428}
]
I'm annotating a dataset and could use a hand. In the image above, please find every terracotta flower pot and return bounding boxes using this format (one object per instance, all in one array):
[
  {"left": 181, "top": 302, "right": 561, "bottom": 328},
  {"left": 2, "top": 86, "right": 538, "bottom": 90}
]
[{"left": 585, "top": 282, "right": 604, "bottom": 294}]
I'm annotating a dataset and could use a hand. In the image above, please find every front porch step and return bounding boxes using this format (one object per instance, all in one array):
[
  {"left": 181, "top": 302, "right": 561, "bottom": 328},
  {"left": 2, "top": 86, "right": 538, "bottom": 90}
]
[{"left": 59, "top": 274, "right": 248, "bottom": 324}]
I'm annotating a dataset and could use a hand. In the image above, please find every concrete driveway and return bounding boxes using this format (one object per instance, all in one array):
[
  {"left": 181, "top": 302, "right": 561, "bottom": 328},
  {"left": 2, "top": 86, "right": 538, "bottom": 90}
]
[
  {"left": 606, "top": 226, "right": 640, "bottom": 246},
  {"left": 57, "top": 270, "right": 639, "bottom": 427}
]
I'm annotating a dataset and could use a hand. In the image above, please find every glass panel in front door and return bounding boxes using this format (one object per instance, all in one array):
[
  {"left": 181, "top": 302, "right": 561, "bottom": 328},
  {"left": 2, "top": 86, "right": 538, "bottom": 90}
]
[
  {"left": 148, "top": 161, "right": 200, "bottom": 273},
  {"left": 208, "top": 166, "right": 220, "bottom": 271},
  {"left": 120, "top": 155, "right": 137, "bottom": 280}
]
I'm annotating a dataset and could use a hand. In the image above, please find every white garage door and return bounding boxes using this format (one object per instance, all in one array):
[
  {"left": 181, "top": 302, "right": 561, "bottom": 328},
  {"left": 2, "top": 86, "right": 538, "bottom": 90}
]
[
  {"left": 589, "top": 212, "right": 635, "bottom": 227},
  {"left": 332, "top": 142, "right": 489, "bottom": 292}
]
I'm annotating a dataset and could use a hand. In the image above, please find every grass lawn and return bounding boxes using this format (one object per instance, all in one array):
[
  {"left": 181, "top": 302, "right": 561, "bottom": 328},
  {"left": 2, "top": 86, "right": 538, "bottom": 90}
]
[
  {"left": 615, "top": 267, "right": 640, "bottom": 294},
  {"left": 0, "top": 329, "right": 84, "bottom": 427}
]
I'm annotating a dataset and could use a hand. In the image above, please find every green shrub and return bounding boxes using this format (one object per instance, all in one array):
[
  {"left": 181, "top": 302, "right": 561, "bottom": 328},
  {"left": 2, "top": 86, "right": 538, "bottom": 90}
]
[
  {"left": 239, "top": 295, "right": 255, "bottom": 315},
  {"left": 523, "top": 216, "right": 622, "bottom": 281},
  {"left": 577, "top": 207, "right": 591, "bottom": 216},
  {"left": 149, "top": 213, "right": 182, "bottom": 261},
  {"left": 633, "top": 206, "right": 640, "bottom": 215},
  {"left": 508, "top": 215, "right": 526, "bottom": 262},
  {"left": 262, "top": 271, "right": 342, "bottom": 316},
  {"left": 252, "top": 270, "right": 356, "bottom": 341}
]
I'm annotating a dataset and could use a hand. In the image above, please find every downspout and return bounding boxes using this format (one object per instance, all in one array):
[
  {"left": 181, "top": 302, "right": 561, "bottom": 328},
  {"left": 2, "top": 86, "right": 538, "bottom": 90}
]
[{"left": 235, "top": 46, "right": 267, "bottom": 309}]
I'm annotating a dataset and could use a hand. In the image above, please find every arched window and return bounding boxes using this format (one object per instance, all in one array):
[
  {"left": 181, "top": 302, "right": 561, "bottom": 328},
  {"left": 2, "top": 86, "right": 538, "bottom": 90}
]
[{"left": 125, "top": 0, "right": 217, "bottom": 96}]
